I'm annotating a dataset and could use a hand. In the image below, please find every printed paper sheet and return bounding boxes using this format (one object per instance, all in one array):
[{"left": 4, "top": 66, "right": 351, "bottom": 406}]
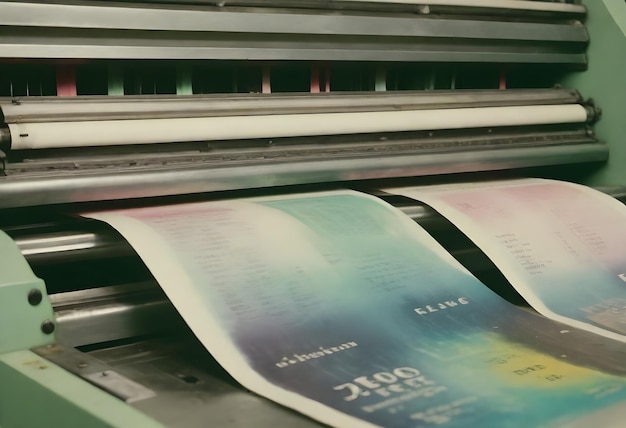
[
  {"left": 387, "top": 179, "right": 626, "bottom": 343},
  {"left": 85, "top": 191, "right": 626, "bottom": 427}
]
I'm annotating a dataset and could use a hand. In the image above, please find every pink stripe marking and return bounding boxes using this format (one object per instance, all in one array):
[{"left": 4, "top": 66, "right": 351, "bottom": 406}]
[
  {"left": 325, "top": 65, "right": 331, "bottom": 92},
  {"left": 262, "top": 66, "right": 271, "bottom": 94},
  {"left": 310, "top": 66, "right": 320, "bottom": 93},
  {"left": 56, "top": 64, "right": 77, "bottom": 96},
  {"left": 499, "top": 69, "right": 507, "bottom": 90}
]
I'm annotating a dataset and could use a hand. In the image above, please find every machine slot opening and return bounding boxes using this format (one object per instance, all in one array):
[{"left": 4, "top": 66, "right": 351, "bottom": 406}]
[
  {"left": 0, "top": 63, "right": 56, "bottom": 97},
  {"left": 76, "top": 63, "right": 109, "bottom": 96},
  {"left": 124, "top": 63, "right": 177, "bottom": 96},
  {"left": 0, "top": 60, "right": 577, "bottom": 97},
  {"left": 270, "top": 63, "right": 311, "bottom": 93}
]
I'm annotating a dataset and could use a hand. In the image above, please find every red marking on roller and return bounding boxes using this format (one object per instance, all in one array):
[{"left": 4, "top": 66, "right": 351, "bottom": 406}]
[
  {"left": 56, "top": 64, "right": 77, "bottom": 96},
  {"left": 262, "top": 66, "right": 271, "bottom": 94}
]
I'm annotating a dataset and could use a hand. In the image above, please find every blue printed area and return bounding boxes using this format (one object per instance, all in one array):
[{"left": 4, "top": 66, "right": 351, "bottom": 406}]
[
  {"left": 151, "top": 195, "right": 626, "bottom": 427},
  {"left": 520, "top": 268, "right": 626, "bottom": 334}
]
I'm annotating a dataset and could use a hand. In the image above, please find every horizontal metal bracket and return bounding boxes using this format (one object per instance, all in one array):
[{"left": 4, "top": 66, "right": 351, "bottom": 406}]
[{"left": 0, "top": 2, "right": 588, "bottom": 64}]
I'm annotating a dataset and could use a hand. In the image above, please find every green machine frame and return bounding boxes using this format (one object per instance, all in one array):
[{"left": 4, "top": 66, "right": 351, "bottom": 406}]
[
  {"left": 564, "top": 0, "right": 626, "bottom": 185},
  {"left": 0, "top": 230, "right": 161, "bottom": 427}
]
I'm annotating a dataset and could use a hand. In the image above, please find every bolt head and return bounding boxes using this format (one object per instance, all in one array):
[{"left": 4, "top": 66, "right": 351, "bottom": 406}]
[
  {"left": 28, "top": 289, "right": 43, "bottom": 306},
  {"left": 41, "top": 320, "right": 55, "bottom": 335}
]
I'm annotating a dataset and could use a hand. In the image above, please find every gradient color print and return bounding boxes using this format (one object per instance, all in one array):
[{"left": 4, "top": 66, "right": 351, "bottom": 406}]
[
  {"left": 86, "top": 191, "right": 626, "bottom": 427},
  {"left": 388, "top": 179, "right": 626, "bottom": 343}
]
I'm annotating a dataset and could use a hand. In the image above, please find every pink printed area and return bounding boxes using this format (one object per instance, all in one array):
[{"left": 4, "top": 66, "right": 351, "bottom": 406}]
[
  {"left": 107, "top": 204, "right": 234, "bottom": 222},
  {"left": 505, "top": 183, "right": 601, "bottom": 217},
  {"left": 506, "top": 183, "right": 571, "bottom": 203},
  {"left": 437, "top": 182, "right": 626, "bottom": 269},
  {"left": 437, "top": 182, "right": 566, "bottom": 223},
  {"left": 438, "top": 190, "right": 508, "bottom": 223}
]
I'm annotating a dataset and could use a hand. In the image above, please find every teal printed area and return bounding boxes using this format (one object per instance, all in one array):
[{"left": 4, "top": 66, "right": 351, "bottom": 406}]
[
  {"left": 536, "top": 270, "right": 626, "bottom": 335},
  {"left": 122, "top": 194, "right": 626, "bottom": 427},
  {"left": 249, "top": 195, "right": 626, "bottom": 426}
]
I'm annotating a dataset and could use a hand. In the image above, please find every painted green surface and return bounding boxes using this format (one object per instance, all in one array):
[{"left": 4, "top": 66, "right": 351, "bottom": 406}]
[
  {"left": 564, "top": 0, "right": 626, "bottom": 186},
  {"left": 0, "top": 350, "right": 162, "bottom": 428},
  {"left": 0, "top": 234, "right": 160, "bottom": 427},
  {"left": 0, "top": 231, "right": 54, "bottom": 354}
]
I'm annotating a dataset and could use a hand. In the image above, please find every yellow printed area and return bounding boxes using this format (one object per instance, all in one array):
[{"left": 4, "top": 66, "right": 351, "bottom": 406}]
[{"left": 484, "top": 338, "right": 596, "bottom": 389}]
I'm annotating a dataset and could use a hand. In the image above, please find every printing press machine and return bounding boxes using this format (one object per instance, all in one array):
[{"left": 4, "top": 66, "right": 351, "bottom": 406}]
[{"left": 0, "top": 0, "right": 625, "bottom": 426}]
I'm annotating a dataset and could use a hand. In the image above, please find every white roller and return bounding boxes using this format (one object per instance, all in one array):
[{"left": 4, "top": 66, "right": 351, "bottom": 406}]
[
  {"left": 341, "top": 0, "right": 586, "bottom": 13},
  {"left": 9, "top": 104, "right": 588, "bottom": 150}
]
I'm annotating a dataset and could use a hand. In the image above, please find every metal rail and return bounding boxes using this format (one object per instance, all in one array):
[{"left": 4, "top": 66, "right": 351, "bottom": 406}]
[
  {"left": 97, "top": 0, "right": 588, "bottom": 15},
  {"left": 0, "top": 89, "right": 583, "bottom": 123},
  {"left": 0, "top": 142, "right": 607, "bottom": 208}
]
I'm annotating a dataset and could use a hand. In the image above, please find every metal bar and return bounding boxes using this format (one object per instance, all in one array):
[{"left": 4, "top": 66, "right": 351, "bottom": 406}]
[
  {"left": 0, "top": 3, "right": 588, "bottom": 42},
  {"left": 50, "top": 282, "right": 185, "bottom": 348},
  {"left": 215, "top": 0, "right": 586, "bottom": 15},
  {"left": 337, "top": 0, "right": 586, "bottom": 13},
  {"left": 0, "top": 143, "right": 608, "bottom": 209},
  {"left": 1, "top": 89, "right": 583, "bottom": 123},
  {"left": 0, "top": 42, "right": 587, "bottom": 65}
]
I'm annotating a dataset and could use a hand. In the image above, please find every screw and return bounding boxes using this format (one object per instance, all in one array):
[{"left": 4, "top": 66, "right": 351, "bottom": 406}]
[
  {"left": 41, "top": 320, "right": 55, "bottom": 335},
  {"left": 28, "top": 289, "right": 43, "bottom": 306}
]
